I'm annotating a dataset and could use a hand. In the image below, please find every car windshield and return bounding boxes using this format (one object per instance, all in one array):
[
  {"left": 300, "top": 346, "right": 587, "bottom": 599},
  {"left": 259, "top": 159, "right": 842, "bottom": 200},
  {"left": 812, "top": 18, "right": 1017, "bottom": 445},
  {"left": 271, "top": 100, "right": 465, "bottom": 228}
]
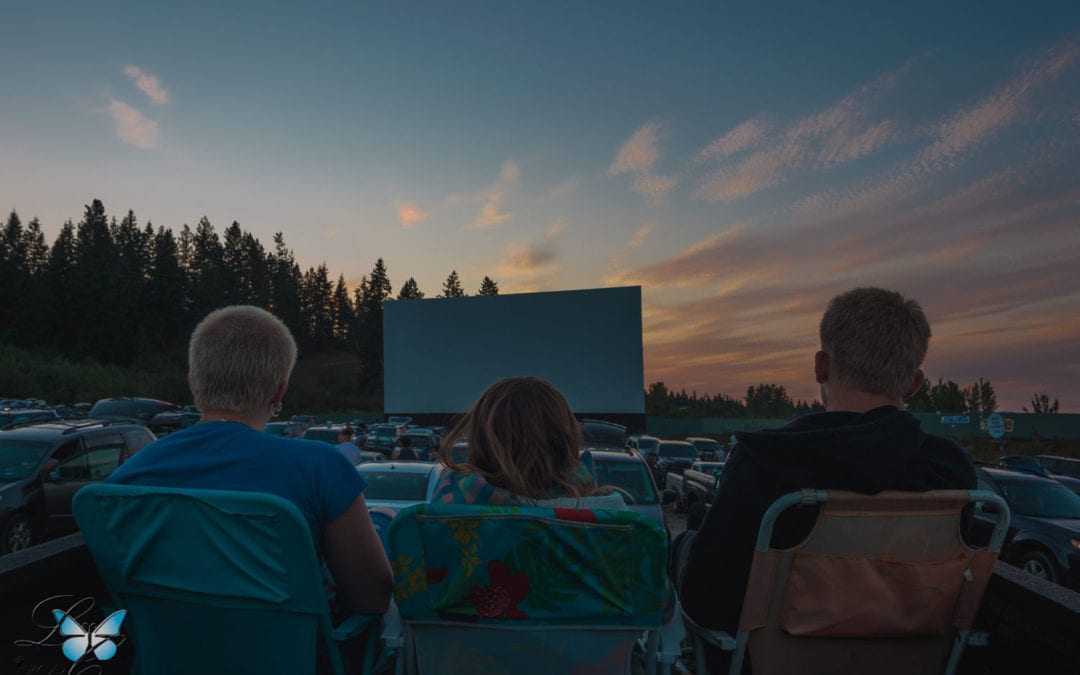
[
  {"left": 360, "top": 471, "right": 431, "bottom": 501},
  {"left": 691, "top": 440, "right": 720, "bottom": 452},
  {"left": 998, "top": 478, "right": 1080, "bottom": 518},
  {"left": 659, "top": 442, "right": 696, "bottom": 459},
  {"left": 0, "top": 440, "right": 52, "bottom": 481},
  {"left": 637, "top": 438, "right": 659, "bottom": 451},
  {"left": 592, "top": 460, "right": 658, "bottom": 505},
  {"left": 372, "top": 425, "right": 398, "bottom": 439}
]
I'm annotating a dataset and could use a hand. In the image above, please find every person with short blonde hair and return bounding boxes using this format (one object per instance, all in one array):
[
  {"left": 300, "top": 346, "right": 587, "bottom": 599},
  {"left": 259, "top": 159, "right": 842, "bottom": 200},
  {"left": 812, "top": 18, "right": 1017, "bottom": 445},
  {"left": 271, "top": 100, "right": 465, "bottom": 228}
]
[
  {"left": 433, "top": 376, "right": 626, "bottom": 509},
  {"left": 678, "top": 287, "right": 974, "bottom": 672},
  {"left": 109, "top": 305, "right": 392, "bottom": 616}
]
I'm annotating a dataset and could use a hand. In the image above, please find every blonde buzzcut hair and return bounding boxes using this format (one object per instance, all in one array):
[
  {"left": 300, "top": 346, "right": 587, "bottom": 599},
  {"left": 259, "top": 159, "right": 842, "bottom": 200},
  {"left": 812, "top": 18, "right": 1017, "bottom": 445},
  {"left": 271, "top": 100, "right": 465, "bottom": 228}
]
[
  {"left": 188, "top": 305, "right": 298, "bottom": 415},
  {"left": 819, "top": 287, "right": 931, "bottom": 400}
]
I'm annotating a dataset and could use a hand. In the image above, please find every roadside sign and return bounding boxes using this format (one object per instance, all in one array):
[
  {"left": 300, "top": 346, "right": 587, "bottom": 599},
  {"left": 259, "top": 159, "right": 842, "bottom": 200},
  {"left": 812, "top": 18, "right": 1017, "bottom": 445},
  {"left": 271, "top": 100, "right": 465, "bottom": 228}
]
[
  {"left": 1004, "top": 418, "right": 1014, "bottom": 433},
  {"left": 987, "top": 413, "right": 1005, "bottom": 439},
  {"left": 941, "top": 415, "right": 970, "bottom": 424}
]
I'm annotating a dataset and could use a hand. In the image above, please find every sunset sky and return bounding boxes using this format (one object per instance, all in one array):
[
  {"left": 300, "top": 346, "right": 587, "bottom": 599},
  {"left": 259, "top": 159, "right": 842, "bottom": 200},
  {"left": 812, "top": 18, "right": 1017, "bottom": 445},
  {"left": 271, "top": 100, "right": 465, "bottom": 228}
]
[{"left": 1, "top": 2, "right": 1078, "bottom": 411}]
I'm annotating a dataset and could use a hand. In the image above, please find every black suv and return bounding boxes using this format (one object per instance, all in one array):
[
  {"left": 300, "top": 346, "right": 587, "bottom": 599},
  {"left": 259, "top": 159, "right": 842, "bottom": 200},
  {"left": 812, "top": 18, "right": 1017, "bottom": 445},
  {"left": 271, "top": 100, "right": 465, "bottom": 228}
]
[
  {"left": 89, "top": 397, "right": 187, "bottom": 436},
  {"left": 971, "top": 466, "right": 1080, "bottom": 590},
  {"left": 0, "top": 420, "right": 155, "bottom": 554}
]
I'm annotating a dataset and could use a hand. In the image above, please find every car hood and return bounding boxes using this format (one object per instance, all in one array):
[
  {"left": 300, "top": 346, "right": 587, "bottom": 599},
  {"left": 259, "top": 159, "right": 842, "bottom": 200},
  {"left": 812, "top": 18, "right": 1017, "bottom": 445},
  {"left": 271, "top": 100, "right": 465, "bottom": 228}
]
[{"left": 1037, "top": 517, "right": 1080, "bottom": 535}]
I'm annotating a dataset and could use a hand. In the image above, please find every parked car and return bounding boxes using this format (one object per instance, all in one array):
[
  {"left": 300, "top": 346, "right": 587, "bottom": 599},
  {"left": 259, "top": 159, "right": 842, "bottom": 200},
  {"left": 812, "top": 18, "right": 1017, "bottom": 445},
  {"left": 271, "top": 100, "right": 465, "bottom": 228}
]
[
  {"left": 639, "top": 440, "right": 698, "bottom": 486},
  {"left": 1035, "top": 456, "right": 1080, "bottom": 480},
  {"left": 0, "top": 420, "right": 155, "bottom": 554},
  {"left": 625, "top": 435, "right": 660, "bottom": 456},
  {"left": 399, "top": 430, "right": 438, "bottom": 460},
  {"left": 364, "top": 423, "right": 407, "bottom": 456},
  {"left": 302, "top": 424, "right": 351, "bottom": 445},
  {"left": 89, "top": 397, "right": 182, "bottom": 436},
  {"left": 0, "top": 408, "right": 61, "bottom": 430},
  {"left": 686, "top": 437, "right": 725, "bottom": 461},
  {"left": 580, "top": 449, "right": 675, "bottom": 535},
  {"left": 356, "top": 461, "right": 445, "bottom": 514},
  {"left": 580, "top": 419, "right": 628, "bottom": 452},
  {"left": 263, "top": 421, "right": 291, "bottom": 437},
  {"left": 666, "top": 461, "right": 724, "bottom": 514},
  {"left": 999, "top": 455, "right": 1053, "bottom": 477},
  {"left": 970, "top": 466, "right": 1080, "bottom": 590}
]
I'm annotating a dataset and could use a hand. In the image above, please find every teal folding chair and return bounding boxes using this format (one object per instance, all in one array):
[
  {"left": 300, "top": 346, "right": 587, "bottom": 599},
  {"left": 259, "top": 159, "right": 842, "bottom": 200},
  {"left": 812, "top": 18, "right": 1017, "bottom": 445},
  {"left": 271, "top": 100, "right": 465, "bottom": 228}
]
[
  {"left": 682, "top": 489, "right": 1011, "bottom": 675},
  {"left": 73, "top": 483, "right": 382, "bottom": 675},
  {"left": 387, "top": 502, "right": 671, "bottom": 675}
]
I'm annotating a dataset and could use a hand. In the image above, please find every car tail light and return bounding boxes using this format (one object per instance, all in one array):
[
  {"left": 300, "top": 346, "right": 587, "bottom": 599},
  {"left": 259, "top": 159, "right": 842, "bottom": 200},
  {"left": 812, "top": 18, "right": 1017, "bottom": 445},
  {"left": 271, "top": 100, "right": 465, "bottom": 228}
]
[{"left": 1071, "top": 539, "right": 1080, "bottom": 551}]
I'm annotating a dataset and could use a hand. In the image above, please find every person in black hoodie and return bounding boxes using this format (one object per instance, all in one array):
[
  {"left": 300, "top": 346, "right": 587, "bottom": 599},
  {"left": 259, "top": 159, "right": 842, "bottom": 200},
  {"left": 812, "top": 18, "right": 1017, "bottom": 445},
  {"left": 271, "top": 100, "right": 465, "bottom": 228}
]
[{"left": 678, "top": 287, "right": 976, "bottom": 672}]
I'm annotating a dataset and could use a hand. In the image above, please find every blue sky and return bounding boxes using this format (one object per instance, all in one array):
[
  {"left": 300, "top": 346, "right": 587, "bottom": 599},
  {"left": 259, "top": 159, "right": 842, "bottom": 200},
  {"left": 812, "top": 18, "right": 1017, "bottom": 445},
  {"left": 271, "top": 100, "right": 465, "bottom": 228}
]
[{"left": 2, "top": 2, "right": 1078, "bottom": 411}]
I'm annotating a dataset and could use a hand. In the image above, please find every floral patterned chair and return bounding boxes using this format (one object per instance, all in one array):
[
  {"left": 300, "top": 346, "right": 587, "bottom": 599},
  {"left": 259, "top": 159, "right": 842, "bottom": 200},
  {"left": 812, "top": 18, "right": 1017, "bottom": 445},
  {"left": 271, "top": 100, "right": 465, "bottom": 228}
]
[{"left": 387, "top": 503, "right": 670, "bottom": 675}]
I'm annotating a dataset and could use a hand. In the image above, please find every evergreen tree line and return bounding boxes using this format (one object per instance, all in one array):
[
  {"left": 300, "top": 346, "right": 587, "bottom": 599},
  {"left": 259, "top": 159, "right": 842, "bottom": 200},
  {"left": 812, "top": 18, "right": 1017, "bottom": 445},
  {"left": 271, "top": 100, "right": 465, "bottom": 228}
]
[
  {"left": 0, "top": 200, "right": 500, "bottom": 396},
  {"left": 647, "top": 378, "right": 1062, "bottom": 418},
  {"left": 644, "top": 381, "right": 825, "bottom": 418}
]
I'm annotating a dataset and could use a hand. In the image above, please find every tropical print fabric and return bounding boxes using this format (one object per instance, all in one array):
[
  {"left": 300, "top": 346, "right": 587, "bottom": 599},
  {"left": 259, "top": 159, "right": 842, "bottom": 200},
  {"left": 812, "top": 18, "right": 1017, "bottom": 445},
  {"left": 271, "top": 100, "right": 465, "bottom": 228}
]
[
  {"left": 389, "top": 502, "right": 670, "bottom": 674},
  {"left": 389, "top": 503, "right": 669, "bottom": 625}
]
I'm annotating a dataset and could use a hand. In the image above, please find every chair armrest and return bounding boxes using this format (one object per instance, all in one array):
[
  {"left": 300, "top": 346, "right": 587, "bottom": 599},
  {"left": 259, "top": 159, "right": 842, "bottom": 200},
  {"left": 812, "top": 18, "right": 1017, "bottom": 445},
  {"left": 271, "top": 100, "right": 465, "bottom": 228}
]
[
  {"left": 331, "top": 613, "right": 381, "bottom": 641},
  {"left": 696, "top": 628, "right": 736, "bottom": 651}
]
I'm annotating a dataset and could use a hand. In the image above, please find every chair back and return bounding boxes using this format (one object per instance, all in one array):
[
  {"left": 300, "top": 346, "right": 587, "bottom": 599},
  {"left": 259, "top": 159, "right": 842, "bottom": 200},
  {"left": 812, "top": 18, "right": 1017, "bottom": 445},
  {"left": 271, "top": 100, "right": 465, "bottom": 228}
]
[
  {"left": 388, "top": 502, "right": 669, "bottom": 675},
  {"left": 73, "top": 483, "right": 344, "bottom": 675},
  {"left": 735, "top": 489, "right": 1009, "bottom": 675}
]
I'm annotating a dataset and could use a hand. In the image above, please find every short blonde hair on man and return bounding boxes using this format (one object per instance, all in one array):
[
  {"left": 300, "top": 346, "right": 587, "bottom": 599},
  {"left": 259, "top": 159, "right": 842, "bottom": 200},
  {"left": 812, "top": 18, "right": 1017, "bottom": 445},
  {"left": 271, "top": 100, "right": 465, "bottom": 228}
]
[
  {"left": 819, "top": 287, "right": 931, "bottom": 400},
  {"left": 188, "top": 305, "right": 298, "bottom": 415}
]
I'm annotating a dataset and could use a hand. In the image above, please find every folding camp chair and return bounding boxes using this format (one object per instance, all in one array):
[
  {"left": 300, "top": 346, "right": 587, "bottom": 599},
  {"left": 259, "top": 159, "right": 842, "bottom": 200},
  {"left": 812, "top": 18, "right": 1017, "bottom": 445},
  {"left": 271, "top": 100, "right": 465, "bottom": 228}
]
[
  {"left": 386, "top": 502, "right": 671, "bottom": 675},
  {"left": 73, "top": 483, "right": 382, "bottom": 675},
  {"left": 682, "top": 489, "right": 1010, "bottom": 675}
]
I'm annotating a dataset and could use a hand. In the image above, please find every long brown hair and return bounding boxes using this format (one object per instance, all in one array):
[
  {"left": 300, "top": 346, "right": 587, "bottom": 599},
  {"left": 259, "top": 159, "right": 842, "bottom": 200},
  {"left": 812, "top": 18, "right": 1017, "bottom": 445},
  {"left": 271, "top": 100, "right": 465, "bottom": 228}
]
[{"left": 440, "top": 376, "right": 597, "bottom": 500}]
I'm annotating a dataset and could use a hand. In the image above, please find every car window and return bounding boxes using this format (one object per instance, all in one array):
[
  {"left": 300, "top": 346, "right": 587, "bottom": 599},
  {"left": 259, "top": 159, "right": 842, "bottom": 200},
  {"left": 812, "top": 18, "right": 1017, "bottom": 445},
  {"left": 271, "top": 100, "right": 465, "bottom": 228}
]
[
  {"left": 361, "top": 471, "right": 431, "bottom": 501},
  {"left": 659, "top": 442, "right": 697, "bottom": 458},
  {"left": 122, "top": 428, "right": 155, "bottom": 454},
  {"left": 593, "top": 460, "right": 658, "bottom": 504},
  {"left": 84, "top": 434, "right": 125, "bottom": 479},
  {"left": 0, "top": 439, "right": 52, "bottom": 480},
  {"left": 998, "top": 478, "right": 1080, "bottom": 518},
  {"left": 53, "top": 439, "right": 90, "bottom": 481}
]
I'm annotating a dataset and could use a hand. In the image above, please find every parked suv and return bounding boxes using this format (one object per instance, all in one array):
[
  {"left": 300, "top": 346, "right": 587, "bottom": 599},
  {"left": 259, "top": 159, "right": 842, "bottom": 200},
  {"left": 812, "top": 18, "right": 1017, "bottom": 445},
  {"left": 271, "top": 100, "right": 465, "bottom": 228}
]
[
  {"left": 0, "top": 408, "right": 61, "bottom": 430},
  {"left": 89, "top": 397, "right": 183, "bottom": 436},
  {"left": 0, "top": 420, "right": 155, "bottom": 554}
]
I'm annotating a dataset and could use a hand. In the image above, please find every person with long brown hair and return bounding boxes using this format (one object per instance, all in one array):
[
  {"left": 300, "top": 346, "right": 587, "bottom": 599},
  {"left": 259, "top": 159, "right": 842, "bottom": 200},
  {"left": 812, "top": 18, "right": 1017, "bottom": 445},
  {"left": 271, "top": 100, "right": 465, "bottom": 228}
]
[{"left": 432, "top": 376, "right": 626, "bottom": 509}]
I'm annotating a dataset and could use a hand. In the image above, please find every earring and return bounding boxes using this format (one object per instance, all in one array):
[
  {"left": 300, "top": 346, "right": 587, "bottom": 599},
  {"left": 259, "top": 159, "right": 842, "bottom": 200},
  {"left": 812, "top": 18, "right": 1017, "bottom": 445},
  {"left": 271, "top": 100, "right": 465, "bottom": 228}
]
[{"left": 271, "top": 402, "right": 282, "bottom": 418}]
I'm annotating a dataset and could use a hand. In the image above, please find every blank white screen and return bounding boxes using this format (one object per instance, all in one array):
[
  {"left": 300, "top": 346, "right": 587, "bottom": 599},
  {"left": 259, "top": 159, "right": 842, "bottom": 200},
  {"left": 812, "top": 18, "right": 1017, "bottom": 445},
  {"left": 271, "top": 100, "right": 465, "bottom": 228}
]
[{"left": 383, "top": 286, "right": 644, "bottom": 413}]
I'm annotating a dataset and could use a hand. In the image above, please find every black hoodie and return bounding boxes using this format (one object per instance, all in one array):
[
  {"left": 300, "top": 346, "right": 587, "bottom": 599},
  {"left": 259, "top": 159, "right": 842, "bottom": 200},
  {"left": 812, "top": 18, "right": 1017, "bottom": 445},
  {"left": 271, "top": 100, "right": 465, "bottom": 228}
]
[{"left": 680, "top": 405, "right": 976, "bottom": 635}]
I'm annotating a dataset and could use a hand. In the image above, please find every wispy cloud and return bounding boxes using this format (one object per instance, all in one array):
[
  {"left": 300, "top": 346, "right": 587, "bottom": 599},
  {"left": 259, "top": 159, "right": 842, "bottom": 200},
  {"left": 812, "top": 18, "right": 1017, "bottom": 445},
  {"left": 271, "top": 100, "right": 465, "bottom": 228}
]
[
  {"left": 698, "top": 118, "right": 766, "bottom": 162},
  {"left": 628, "top": 223, "right": 653, "bottom": 248},
  {"left": 694, "top": 65, "right": 908, "bottom": 202},
  {"left": 323, "top": 227, "right": 339, "bottom": 238},
  {"left": 609, "top": 122, "right": 678, "bottom": 204},
  {"left": 397, "top": 203, "right": 427, "bottom": 228},
  {"left": 543, "top": 177, "right": 580, "bottom": 201},
  {"left": 546, "top": 218, "right": 567, "bottom": 237},
  {"left": 107, "top": 100, "right": 158, "bottom": 149},
  {"left": 123, "top": 66, "right": 168, "bottom": 106},
  {"left": 492, "top": 242, "right": 561, "bottom": 292},
  {"left": 469, "top": 160, "right": 520, "bottom": 229}
]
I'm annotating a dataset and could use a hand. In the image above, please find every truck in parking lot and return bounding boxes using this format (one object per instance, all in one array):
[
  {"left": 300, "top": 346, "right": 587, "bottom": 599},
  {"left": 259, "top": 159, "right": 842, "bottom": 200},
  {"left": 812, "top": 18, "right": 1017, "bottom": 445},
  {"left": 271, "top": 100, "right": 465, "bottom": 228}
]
[{"left": 670, "top": 461, "right": 725, "bottom": 530}]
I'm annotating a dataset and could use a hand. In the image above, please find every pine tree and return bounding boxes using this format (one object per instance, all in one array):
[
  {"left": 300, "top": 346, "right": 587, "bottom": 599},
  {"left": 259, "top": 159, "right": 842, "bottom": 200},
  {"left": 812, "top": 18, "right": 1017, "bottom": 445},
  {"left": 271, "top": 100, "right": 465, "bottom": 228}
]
[
  {"left": 72, "top": 200, "right": 122, "bottom": 362},
  {"left": 190, "top": 216, "right": 226, "bottom": 321},
  {"left": 397, "top": 277, "right": 424, "bottom": 300},
  {"left": 330, "top": 274, "right": 355, "bottom": 342},
  {"left": 477, "top": 276, "right": 499, "bottom": 296},
  {"left": 440, "top": 270, "right": 466, "bottom": 298},
  {"left": 41, "top": 221, "right": 77, "bottom": 348}
]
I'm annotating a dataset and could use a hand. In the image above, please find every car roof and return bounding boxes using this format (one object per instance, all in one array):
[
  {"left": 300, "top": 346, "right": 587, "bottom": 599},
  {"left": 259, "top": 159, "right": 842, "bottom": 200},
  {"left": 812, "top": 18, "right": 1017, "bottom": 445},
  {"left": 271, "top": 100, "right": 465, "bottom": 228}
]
[
  {"left": 686, "top": 436, "right": 719, "bottom": 442},
  {"left": 660, "top": 439, "right": 695, "bottom": 445},
  {"left": 0, "top": 419, "right": 144, "bottom": 440},
  {"left": 978, "top": 465, "right": 1060, "bottom": 484},
  {"left": 357, "top": 461, "right": 441, "bottom": 475}
]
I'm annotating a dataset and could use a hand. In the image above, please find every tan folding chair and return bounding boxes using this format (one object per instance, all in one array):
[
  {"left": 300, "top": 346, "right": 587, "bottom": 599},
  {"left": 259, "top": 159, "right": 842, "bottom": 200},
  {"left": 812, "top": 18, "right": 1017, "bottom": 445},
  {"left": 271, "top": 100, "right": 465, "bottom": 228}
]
[{"left": 683, "top": 489, "right": 1010, "bottom": 675}]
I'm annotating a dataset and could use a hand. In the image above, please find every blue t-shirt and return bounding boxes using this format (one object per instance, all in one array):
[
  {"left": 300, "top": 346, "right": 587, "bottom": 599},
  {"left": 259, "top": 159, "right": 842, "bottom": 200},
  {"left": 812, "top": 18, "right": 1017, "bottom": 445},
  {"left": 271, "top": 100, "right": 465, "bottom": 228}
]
[{"left": 108, "top": 421, "right": 367, "bottom": 540}]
